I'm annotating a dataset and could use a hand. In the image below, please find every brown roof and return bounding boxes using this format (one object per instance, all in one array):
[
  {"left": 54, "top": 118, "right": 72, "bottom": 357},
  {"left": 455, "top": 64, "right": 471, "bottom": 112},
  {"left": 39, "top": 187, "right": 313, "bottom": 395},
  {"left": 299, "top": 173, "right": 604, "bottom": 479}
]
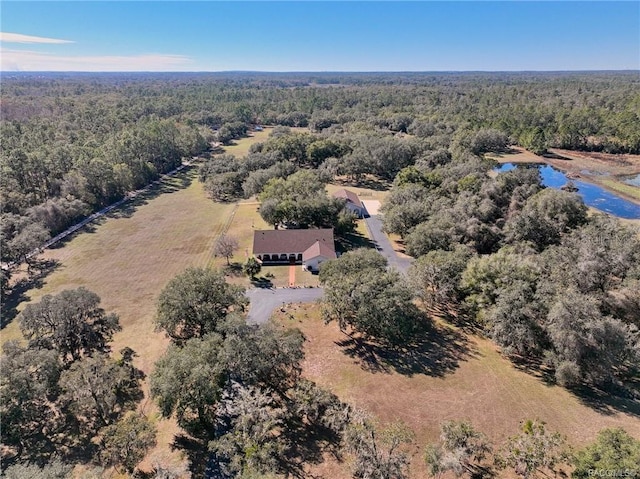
[
  {"left": 302, "top": 240, "right": 337, "bottom": 261},
  {"left": 333, "top": 189, "right": 364, "bottom": 209},
  {"left": 253, "top": 228, "right": 335, "bottom": 255}
]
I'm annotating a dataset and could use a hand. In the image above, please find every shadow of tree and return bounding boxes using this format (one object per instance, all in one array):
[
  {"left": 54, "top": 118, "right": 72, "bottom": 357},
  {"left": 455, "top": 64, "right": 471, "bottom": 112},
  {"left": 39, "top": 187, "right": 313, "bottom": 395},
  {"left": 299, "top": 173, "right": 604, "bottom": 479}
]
[
  {"left": 1, "top": 259, "right": 60, "bottom": 329},
  {"left": 335, "top": 321, "right": 475, "bottom": 378},
  {"left": 194, "top": 413, "right": 343, "bottom": 479},
  {"left": 107, "top": 167, "right": 195, "bottom": 220},
  {"left": 47, "top": 224, "right": 100, "bottom": 251},
  {"left": 501, "top": 338, "right": 640, "bottom": 418},
  {"left": 251, "top": 277, "right": 274, "bottom": 288},
  {"left": 223, "top": 262, "right": 244, "bottom": 277},
  {"left": 278, "top": 419, "right": 344, "bottom": 479},
  {"left": 508, "top": 354, "right": 556, "bottom": 386},
  {"left": 45, "top": 167, "right": 196, "bottom": 252},
  {"left": 426, "top": 303, "right": 485, "bottom": 336},
  {"left": 568, "top": 381, "right": 640, "bottom": 418},
  {"left": 173, "top": 434, "right": 212, "bottom": 478},
  {"left": 336, "top": 231, "right": 376, "bottom": 253},
  {"left": 335, "top": 175, "right": 390, "bottom": 191}
]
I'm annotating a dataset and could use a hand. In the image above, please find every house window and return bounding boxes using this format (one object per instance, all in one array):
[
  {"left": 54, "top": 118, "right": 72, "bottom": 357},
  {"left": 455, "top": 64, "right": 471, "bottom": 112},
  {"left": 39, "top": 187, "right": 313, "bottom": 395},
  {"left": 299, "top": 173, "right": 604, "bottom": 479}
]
[
  {"left": 262, "top": 254, "right": 270, "bottom": 261},
  {"left": 297, "top": 254, "right": 303, "bottom": 261},
  {"left": 279, "top": 254, "right": 287, "bottom": 261}
]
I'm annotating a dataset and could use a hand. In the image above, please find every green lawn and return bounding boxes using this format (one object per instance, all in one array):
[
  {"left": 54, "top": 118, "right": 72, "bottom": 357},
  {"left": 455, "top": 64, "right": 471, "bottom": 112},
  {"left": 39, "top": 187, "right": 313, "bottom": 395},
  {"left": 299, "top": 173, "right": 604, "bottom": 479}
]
[{"left": 220, "top": 128, "right": 272, "bottom": 157}]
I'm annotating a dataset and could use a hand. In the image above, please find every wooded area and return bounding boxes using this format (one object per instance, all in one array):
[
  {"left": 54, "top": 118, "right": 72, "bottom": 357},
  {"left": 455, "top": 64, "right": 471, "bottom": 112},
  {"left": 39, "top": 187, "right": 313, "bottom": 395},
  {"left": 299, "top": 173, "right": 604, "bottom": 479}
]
[{"left": 1, "top": 72, "right": 639, "bottom": 478}]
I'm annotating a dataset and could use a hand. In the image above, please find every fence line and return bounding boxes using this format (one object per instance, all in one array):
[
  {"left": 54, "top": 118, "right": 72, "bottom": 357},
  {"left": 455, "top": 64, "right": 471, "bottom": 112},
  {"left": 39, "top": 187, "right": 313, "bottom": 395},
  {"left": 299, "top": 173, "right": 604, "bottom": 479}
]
[{"left": 7, "top": 163, "right": 190, "bottom": 270}]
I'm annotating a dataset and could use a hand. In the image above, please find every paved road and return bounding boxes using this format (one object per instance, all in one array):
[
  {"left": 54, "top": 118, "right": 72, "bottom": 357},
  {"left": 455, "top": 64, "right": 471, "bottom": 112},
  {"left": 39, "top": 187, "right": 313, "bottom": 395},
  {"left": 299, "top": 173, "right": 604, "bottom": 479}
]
[
  {"left": 245, "top": 287, "right": 324, "bottom": 323},
  {"left": 364, "top": 214, "right": 413, "bottom": 275}
]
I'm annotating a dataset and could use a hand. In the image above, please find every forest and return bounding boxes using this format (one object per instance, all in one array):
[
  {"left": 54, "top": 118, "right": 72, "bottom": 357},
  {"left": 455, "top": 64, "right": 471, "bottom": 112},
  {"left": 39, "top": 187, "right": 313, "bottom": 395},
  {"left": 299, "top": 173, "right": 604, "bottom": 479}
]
[{"left": 1, "top": 71, "right": 639, "bottom": 478}]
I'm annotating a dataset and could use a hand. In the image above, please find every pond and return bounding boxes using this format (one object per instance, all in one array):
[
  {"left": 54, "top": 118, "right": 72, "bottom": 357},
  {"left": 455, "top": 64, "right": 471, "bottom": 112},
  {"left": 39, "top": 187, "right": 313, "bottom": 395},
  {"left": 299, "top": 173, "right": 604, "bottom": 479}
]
[
  {"left": 624, "top": 174, "right": 640, "bottom": 187},
  {"left": 495, "top": 163, "right": 640, "bottom": 219}
]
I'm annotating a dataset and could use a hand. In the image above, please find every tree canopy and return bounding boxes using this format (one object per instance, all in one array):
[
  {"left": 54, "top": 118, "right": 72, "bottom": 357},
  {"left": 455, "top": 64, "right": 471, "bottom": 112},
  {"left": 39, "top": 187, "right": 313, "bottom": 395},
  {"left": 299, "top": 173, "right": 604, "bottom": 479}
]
[
  {"left": 18, "top": 287, "right": 121, "bottom": 364},
  {"left": 320, "top": 249, "right": 421, "bottom": 343},
  {"left": 155, "top": 267, "right": 248, "bottom": 343}
]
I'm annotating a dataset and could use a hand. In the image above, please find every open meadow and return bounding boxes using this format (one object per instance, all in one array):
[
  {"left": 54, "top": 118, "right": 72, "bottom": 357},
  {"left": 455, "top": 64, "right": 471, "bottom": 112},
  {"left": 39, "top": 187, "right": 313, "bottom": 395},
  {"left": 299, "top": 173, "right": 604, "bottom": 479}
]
[
  {"left": 273, "top": 305, "right": 640, "bottom": 478},
  {"left": 1, "top": 167, "right": 237, "bottom": 470},
  {"left": 220, "top": 128, "right": 272, "bottom": 157}
]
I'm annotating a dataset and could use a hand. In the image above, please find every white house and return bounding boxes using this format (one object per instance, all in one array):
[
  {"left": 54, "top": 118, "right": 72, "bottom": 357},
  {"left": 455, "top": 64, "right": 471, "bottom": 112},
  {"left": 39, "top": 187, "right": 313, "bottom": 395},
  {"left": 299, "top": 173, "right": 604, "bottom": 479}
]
[
  {"left": 332, "top": 189, "right": 366, "bottom": 218},
  {"left": 301, "top": 240, "right": 336, "bottom": 272},
  {"left": 252, "top": 228, "right": 336, "bottom": 272}
]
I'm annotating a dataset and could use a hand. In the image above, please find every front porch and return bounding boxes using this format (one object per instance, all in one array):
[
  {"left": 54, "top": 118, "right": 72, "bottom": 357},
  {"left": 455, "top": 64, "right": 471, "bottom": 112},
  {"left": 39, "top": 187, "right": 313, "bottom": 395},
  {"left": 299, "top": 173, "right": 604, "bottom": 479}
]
[{"left": 256, "top": 252, "right": 303, "bottom": 264}]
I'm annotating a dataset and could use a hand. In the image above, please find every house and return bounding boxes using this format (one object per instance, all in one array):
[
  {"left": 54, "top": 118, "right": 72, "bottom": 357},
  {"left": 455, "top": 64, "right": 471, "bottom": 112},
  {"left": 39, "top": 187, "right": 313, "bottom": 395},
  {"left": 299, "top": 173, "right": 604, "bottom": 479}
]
[
  {"left": 252, "top": 228, "right": 336, "bottom": 271},
  {"left": 332, "top": 189, "right": 366, "bottom": 218}
]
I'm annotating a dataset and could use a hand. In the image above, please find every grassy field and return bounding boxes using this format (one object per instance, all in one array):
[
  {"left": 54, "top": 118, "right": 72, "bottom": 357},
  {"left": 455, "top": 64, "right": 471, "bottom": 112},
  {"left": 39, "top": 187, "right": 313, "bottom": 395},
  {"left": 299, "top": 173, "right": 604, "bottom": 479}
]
[
  {"left": 486, "top": 147, "right": 544, "bottom": 164},
  {"left": 0, "top": 129, "right": 390, "bottom": 474},
  {"left": 273, "top": 306, "right": 640, "bottom": 478},
  {"left": 1, "top": 167, "right": 237, "bottom": 470},
  {"left": 220, "top": 128, "right": 273, "bottom": 157}
]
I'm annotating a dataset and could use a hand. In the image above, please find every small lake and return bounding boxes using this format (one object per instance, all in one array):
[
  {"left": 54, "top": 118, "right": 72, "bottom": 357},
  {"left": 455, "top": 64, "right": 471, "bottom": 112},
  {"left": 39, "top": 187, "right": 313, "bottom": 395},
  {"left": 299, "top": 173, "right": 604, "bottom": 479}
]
[{"left": 495, "top": 163, "right": 640, "bottom": 220}]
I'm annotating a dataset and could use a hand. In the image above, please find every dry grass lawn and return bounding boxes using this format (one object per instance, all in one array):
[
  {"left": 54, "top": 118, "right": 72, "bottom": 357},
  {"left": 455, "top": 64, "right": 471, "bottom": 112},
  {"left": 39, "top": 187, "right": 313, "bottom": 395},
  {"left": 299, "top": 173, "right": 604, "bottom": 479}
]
[
  {"left": 273, "top": 305, "right": 640, "bottom": 478},
  {"left": 208, "top": 200, "right": 321, "bottom": 288},
  {"left": 486, "top": 146, "right": 544, "bottom": 164},
  {"left": 2, "top": 167, "right": 236, "bottom": 471},
  {"left": 219, "top": 126, "right": 309, "bottom": 158}
]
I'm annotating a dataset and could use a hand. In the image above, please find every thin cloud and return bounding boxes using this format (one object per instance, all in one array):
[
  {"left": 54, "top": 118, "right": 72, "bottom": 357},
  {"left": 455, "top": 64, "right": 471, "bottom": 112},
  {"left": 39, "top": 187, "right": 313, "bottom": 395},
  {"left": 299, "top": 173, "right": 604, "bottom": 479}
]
[
  {"left": 0, "top": 32, "right": 74, "bottom": 44},
  {"left": 1, "top": 49, "right": 193, "bottom": 72}
]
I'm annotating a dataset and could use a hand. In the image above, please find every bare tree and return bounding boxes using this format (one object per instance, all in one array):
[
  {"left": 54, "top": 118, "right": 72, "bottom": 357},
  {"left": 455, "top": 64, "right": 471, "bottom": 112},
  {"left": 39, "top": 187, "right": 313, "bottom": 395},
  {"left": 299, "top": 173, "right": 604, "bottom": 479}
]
[{"left": 214, "top": 234, "right": 239, "bottom": 265}]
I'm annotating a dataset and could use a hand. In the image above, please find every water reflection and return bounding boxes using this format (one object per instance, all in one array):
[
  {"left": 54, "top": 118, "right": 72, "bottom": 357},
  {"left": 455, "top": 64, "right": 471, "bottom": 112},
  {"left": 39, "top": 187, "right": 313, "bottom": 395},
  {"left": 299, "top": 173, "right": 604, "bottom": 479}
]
[{"left": 495, "top": 163, "right": 640, "bottom": 219}]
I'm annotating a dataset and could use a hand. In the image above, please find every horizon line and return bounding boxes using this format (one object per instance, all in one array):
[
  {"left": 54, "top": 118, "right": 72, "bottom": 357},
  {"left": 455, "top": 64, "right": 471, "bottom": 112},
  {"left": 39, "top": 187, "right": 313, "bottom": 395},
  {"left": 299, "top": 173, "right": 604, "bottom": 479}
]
[{"left": 2, "top": 69, "right": 639, "bottom": 74}]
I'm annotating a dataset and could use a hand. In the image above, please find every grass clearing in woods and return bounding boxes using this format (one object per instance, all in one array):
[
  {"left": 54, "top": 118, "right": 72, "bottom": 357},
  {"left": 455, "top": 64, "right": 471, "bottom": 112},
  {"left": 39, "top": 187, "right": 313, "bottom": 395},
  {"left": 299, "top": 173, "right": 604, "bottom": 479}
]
[
  {"left": 1, "top": 167, "right": 236, "bottom": 470},
  {"left": 272, "top": 304, "right": 640, "bottom": 478},
  {"left": 220, "top": 128, "right": 272, "bottom": 157}
]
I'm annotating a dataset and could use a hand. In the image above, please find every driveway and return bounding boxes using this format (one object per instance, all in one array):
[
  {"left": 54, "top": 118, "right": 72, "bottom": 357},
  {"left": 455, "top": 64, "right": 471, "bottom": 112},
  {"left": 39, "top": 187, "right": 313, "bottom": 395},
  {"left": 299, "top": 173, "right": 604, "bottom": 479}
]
[
  {"left": 245, "top": 287, "right": 324, "bottom": 323},
  {"left": 243, "top": 200, "right": 413, "bottom": 323},
  {"left": 361, "top": 201, "right": 413, "bottom": 275}
]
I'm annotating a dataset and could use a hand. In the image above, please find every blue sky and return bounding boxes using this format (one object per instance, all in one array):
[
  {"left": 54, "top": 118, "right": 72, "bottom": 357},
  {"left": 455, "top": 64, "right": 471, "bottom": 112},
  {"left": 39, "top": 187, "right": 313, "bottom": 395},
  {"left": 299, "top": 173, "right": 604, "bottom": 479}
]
[{"left": 1, "top": 1, "right": 638, "bottom": 71}]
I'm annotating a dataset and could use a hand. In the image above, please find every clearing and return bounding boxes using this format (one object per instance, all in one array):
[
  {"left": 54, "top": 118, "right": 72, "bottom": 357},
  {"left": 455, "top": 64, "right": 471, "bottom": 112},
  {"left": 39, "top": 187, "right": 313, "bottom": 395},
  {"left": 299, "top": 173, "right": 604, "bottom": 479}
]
[
  {"left": 1, "top": 167, "right": 236, "bottom": 470},
  {"left": 273, "top": 305, "right": 640, "bottom": 478},
  {"left": 220, "top": 128, "right": 272, "bottom": 157}
]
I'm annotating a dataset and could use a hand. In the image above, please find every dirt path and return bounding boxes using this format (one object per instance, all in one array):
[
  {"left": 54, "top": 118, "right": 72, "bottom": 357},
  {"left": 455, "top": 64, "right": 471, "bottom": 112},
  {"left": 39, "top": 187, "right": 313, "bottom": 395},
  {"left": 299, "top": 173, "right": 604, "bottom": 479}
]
[{"left": 288, "top": 265, "right": 296, "bottom": 286}]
